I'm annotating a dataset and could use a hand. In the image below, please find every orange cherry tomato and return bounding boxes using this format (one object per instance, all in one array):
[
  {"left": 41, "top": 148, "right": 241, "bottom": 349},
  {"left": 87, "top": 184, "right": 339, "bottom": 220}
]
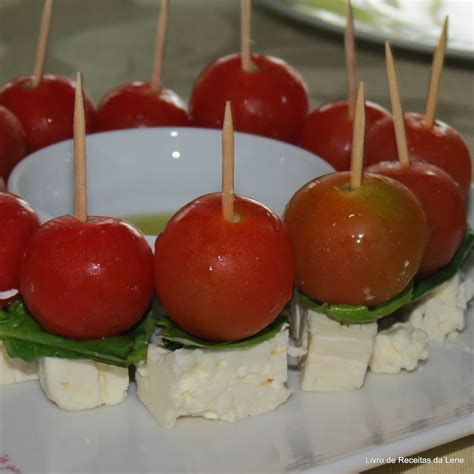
[{"left": 283, "top": 172, "right": 428, "bottom": 306}]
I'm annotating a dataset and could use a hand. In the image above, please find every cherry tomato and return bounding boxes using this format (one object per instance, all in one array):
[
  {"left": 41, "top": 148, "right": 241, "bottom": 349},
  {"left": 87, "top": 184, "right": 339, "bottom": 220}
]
[
  {"left": 20, "top": 216, "right": 154, "bottom": 340},
  {"left": 154, "top": 193, "right": 294, "bottom": 342},
  {"left": 299, "top": 100, "right": 389, "bottom": 171},
  {"left": 366, "top": 162, "right": 466, "bottom": 278},
  {"left": 189, "top": 53, "right": 309, "bottom": 144},
  {"left": 365, "top": 112, "right": 472, "bottom": 198},
  {"left": 0, "top": 75, "right": 97, "bottom": 153},
  {"left": 0, "top": 106, "right": 27, "bottom": 181},
  {"left": 283, "top": 172, "right": 428, "bottom": 306},
  {"left": 96, "top": 82, "right": 190, "bottom": 132},
  {"left": 0, "top": 193, "right": 40, "bottom": 308}
]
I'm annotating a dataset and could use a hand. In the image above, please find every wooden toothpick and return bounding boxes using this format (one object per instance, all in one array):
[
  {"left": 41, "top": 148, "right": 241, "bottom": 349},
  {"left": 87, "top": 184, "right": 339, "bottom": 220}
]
[
  {"left": 150, "top": 0, "right": 168, "bottom": 92},
  {"left": 222, "top": 102, "right": 235, "bottom": 222},
  {"left": 241, "top": 0, "right": 257, "bottom": 72},
  {"left": 385, "top": 42, "right": 410, "bottom": 168},
  {"left": 424, "top": 16, "right": 448, "bottom": 128},
  {"left": 350, "top": 82, "right": 365, "bottom": 190},
  {"left": 74, "top": 72, "right": 87, "bottom": 222},
  {"left": 32, "top": 0, "right": 53, "bottom": 87},
  {"left": 345, "top": 0, "right": 357, "bottom": 120}
]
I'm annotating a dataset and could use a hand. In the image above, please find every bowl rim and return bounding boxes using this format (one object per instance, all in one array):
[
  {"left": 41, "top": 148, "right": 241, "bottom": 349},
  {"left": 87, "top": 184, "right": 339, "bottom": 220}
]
[{"left": 8, "top": 126, "right": 333, "bottom": 239}]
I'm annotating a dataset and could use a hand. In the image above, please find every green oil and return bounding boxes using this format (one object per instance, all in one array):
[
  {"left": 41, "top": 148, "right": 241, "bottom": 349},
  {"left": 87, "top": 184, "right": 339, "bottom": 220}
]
[{"left": 122, "top": 212, "right": 173, "bottom": 235}]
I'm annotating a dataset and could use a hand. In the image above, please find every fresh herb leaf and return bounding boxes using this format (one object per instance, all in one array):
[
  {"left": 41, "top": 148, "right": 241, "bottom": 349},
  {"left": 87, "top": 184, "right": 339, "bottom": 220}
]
[
  {"left": 300, "top": 285, "right": 413, "bottom": 324},
  {"left": 300, "top": 228, "right": 473, "bottom": 324},
  {"left": 156, "top": 312, "right": 288, "bottom": 350},
  {"left": 412, "top": 226, "right": 474, "bottom": 301},
  {"left": 0, "top": 301, "right": 155, "bottom": 367}
]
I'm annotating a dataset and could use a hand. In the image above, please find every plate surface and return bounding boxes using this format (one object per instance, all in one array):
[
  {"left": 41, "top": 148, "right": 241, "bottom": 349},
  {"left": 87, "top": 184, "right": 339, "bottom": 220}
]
[
  {"left": 259, "top": 0, "right": 474, "bottom": 61},
  {"left": 2, "top": 153, "right": 473, "bottom": 472}
]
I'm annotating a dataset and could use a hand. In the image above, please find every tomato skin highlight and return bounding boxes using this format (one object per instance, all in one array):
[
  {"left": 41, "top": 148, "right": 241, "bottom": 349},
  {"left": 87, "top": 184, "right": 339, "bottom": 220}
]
[
  {"left": 0, "top": 75, "right": 96, "bottom": 153},
  {"left": 365, "top": 112, "right": 472, "bottom": 198},
  {"left": 0, "top": 106, "right": 27, "bottom": 181},
  {"left": 96, "top": 82, "right": 190, "bottom": 132},
  {"left": 299, "top": 101, "right": 389, "bottom": 171},
  {"left": 20, "top": 216, "right": 154, "bottom": 340},
  {"left": 189, "top": 53, "right": 309, "bottom": 144},
  {"left": 154, "top": 193, "right": 295, "bottom": 342},
  {"left": 0, "top": 193, "right": 40, "bottom": 307},
  {"left": 283, "top": 172, "right": 428, "bottom": 306},
  {"left": 366, "top": 161, "right": 466, "bottom": 278}
]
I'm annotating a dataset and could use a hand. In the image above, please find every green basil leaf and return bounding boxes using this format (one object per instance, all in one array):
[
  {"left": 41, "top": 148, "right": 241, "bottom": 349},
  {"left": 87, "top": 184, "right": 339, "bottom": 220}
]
[
  {"left": 300, "top": 227, "right": 473, "bottom": 324},
  {"left": 300, "top": 285, "right": 413, "bottom": 324},
  {"left": 156, "top": 312, "right": 288, "bottom": 350},
  {"left": 412, "top": 226, "right": 474, "bottom": 301},
  {"left": 0, "top": 301, "right": 155, "bottom": 367}
]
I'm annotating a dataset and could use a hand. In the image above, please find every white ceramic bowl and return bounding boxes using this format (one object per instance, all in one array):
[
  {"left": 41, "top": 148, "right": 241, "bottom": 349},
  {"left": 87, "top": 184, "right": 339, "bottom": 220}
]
[{"left": 8, "top": 127, "right": 333, "bottom": 244}]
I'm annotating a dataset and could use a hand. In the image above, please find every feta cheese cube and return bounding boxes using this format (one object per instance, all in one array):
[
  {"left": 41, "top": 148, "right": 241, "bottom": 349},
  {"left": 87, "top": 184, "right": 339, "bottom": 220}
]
[
  {"left": 136, "top": 328, "right": 290, "bottom": 429},
  {"left": 0, "top": 342, "right": 38, "bottom": 384},
  {"left": 39, "top": 358, "right": 129, "bottom": 411},
  {"left": 301, "top": 311, "right": 377, "bottom": 392},
  {"left": 405, "top": 274, "right": 473, "bottom": 341},
  {"left": 369, "top": 322, "right": 428, "bottom": 374}
]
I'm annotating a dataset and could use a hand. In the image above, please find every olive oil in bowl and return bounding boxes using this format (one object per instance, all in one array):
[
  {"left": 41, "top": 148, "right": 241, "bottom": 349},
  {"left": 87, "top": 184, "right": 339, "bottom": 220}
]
[{"left": 122, "top": 213, "right": 173, "bottom": 235}]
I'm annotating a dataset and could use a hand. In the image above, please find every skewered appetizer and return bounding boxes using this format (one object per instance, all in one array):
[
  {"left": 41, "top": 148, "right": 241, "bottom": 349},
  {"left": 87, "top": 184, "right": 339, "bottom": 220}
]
[
  {"left": 136, "top": 103, "right": 294, "bottom": 428},
  {"left": 365, "top": 19, "right": 472, "bottom": 198},
  {"left": 0, "top": 74, "right": 154, "bottom": 412},
  {"left": 0, "top": 0, "right": 96, "bottom": 153},
  {"left": 299, "top": 1, "right": 389, "bottom": 170},
  {"left": 96, "top": 0, "right": 189, "bottom": 131},
  {"left": 286, "top": 45, "right": 472, "bottom": 392},
  {"left": 189, "top": 0, "right": 309, "bottom": 144}
]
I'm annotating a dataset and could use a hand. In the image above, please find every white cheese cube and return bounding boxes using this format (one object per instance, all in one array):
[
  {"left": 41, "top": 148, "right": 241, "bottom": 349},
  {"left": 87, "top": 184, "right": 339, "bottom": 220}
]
[
  {"left": 301, "top": 311, "right": 377, "bottom": 392},
  {"left": 39, "top": 358, "right": 129, "bottom": 411},
  {"left": 136, "top": 328, "right": 290, "bottom": 429},
  {"left": 405, "top": 274, "right": 473, "bottom": 341},
  {"left": 369, "top": 322, "right": 428, "bottom": 374},
  {"left": 0, "top": 341, "right": 38, "bottom": 384}
]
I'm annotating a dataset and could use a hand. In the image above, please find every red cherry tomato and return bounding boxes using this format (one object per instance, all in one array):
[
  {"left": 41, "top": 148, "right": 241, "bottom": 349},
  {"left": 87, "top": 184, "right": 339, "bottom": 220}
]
[
  {"left": 96, "top": 82, "right": 190, "bottom": 132},
  {"left": 154, "top": 193, "right": 294, "bottom": 342},
  {"left": 366, "top": 162, "right": 466, "bottom": 278},
  {"left": 20, "top": 216, "right": 154, "bottom": 340},
  {"left": 0, "top": 106, "right": 27, "bottom": 181},
  {"left": 189, "top": 53, "right": 309, "bottom": 144},
  {"left": 283, "top": 172, "right": 428, "bottom": 306},
  {"left": 365, "top": 112, "right": 472, "bottom": 198},
  {"left": 0, "top": 75, "right": 97, "bottom": 152},
  {"left": 0, "top": 193, "right": 40, "bottom": 308},
  {"left": 299, "top": 100, "right": 389, "bottom": 171}
]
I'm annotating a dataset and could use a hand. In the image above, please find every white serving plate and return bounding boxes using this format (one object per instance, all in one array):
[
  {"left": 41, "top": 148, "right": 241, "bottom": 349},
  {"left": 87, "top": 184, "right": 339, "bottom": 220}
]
[
  {"left": 259, "top": 0, "right": 474, "bottom": 61},
  {"left": 2, "top": 129, "right": 473, "bottom": 472}
]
